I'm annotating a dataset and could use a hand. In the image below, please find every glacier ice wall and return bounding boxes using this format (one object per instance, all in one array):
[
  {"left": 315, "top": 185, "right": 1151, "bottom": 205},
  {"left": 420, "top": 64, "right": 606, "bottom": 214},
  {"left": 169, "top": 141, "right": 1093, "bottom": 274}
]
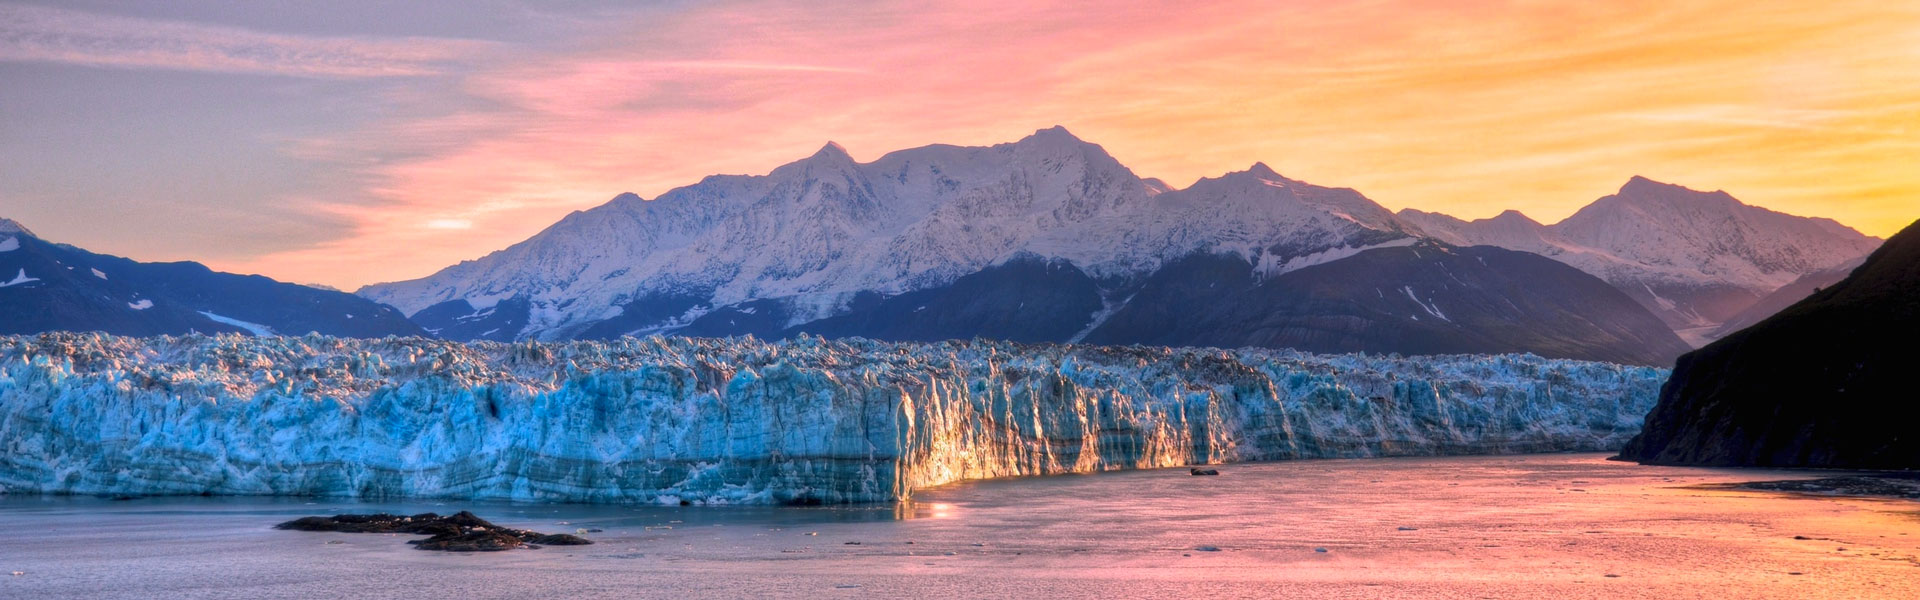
[{"left": 0, "top": 333, "right": 1666, "bottom": 504}]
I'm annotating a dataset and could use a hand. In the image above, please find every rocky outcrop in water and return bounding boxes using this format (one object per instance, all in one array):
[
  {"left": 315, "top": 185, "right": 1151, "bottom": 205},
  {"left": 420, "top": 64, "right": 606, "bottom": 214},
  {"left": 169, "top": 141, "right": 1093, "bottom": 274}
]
[{"left": 276, "top": 511, "right": 592, "bottom": 551}]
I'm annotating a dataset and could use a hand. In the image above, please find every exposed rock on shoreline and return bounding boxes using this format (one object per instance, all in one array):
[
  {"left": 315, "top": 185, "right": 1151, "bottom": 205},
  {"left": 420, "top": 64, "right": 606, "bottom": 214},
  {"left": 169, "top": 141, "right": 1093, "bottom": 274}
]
[
  {"left": 1728, "top": 475, "right": 1920, "bottom": 500},
  {"left": 275, "top": 511, "right": 592, "bottom": 552}
]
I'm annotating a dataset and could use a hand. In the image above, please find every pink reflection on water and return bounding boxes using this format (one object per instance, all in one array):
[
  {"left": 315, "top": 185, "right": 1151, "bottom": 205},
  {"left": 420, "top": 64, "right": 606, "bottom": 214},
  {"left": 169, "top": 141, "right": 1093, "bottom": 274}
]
[{"left": 3, "top": 453, "right": 1917, "bottom": 598}]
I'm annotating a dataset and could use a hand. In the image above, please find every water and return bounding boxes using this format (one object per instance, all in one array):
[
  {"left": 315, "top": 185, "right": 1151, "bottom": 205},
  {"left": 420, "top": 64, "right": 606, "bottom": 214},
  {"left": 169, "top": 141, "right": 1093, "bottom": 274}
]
[{"left": 2, "top": 454, "right": 1915, "bottom": 599}]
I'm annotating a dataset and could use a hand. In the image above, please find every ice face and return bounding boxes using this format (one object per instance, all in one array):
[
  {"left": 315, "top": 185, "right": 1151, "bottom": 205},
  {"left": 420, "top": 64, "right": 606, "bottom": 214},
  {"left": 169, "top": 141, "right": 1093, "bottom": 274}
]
[{"left": 0, "top": 333, "right": 1667, "bottom": 504}]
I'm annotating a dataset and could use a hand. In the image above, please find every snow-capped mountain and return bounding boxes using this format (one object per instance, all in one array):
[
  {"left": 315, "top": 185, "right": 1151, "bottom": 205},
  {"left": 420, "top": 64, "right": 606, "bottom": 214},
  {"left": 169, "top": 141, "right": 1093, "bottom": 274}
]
[
  {"left": 0, "top": 220, "right": 424, "bottom": 338},
  {"left": 1399, "top": 176, "right": 1881, "bottom": 330},
  {"left": 361, "top": 127, "right": 1425, "bottom": 341},
  {"left": 359, "top": 129, "right": 1714, "bottom": 364}
]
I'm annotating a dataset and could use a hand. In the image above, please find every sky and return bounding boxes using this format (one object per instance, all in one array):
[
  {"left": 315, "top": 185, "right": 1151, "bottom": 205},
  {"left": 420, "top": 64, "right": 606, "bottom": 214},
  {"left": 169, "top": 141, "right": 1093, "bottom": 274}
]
[{"left": 1, "top": 0, "right": 1916, "bottom": 290}]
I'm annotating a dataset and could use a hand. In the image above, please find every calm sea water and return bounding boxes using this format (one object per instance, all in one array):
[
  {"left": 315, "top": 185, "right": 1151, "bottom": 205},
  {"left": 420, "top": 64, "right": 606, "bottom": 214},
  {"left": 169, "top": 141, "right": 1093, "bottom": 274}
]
[{"left": 3, "top": 454, "right": 1916, "bottom": 599}]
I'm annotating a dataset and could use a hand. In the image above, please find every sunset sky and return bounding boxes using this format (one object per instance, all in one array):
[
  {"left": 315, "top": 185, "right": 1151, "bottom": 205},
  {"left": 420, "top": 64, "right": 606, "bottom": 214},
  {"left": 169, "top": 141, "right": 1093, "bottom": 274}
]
[{"left": 2, "top": 0, "right": 1916, "bottom": 289}]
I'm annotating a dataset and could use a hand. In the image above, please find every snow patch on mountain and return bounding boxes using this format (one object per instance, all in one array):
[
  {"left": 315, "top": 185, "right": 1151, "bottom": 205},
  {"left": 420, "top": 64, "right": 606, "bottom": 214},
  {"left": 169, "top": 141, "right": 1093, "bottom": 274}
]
[
  {"left": 1257, "top": 237, "right": 1418, "bottom": 280},
  {"left": 1, "top": 268, "right": 38, "bottom": 287},
  {"left": 1403, "top": 286, "right": 1450, "bottom": 322},
  {"left": 1399, "top": 177, "right": 1880, "bottom": 327},
  {"left": 1068, "top": 292, "right": 1133, "bottom": 343},
  {"left": 196, "top": 311, "right": 276, "bottom": 336}
]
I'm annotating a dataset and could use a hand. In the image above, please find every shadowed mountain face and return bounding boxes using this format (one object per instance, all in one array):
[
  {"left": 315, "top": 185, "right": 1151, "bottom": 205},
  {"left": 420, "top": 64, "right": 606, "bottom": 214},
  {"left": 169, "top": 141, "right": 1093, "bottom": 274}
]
[
  {"left": 1619, "top": 218, "right": 1920, "bottom": 468},
  {"left": 0, "top": 223, "right": 423, "bottom": 338},
  {"left": 1708, "top": 257, "right": 1864, "bottom": 338},
  {"left": 1079, "top": 243, "right": 1690, "bottom": 366},
  {"left": 407, "top": 297, "right": 532, "bottom": 342},
  {"left": 779, "top": 242, "right": 1688, "bottom": 366},
  {"left": 787, "top": 254, "right": 1104, "bottom": 343}
]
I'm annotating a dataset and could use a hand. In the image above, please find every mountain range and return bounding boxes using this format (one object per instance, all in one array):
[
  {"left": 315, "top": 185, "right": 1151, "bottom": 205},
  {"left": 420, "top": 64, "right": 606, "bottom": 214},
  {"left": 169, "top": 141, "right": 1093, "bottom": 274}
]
[
  {"left": 357, "top": 128, "right": 1876, "bottom": 365},
  {"left": 1, "top": 128, "right": 1882, "bottom": 365},
  {"left": 0, "top": 218, "right": 423, "bottom": 338},
  {"left": 1398, "top": 177, "right": 1880, "bottom": 336}
]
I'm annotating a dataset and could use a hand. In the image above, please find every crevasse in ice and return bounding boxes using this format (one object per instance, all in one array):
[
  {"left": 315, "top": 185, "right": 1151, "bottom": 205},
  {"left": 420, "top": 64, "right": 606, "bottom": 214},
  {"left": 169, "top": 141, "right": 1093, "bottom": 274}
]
[{"left": 0, "top": 333, "right": 1666, "bottom": 504}]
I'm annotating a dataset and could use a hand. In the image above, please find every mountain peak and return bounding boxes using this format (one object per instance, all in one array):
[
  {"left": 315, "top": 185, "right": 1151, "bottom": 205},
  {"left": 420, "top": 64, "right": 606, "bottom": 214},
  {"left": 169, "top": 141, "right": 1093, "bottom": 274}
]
[
  {"left": 1488, "top": 209, "right": 1542, "bottom": 226},
  {"left": 0, "top": 217, "right": 36, "bottom": 238},
  {"left": 774, "top": 140, "right": 859, "bottom": 177},
  {"left": 812, "top": 141, "right": 853, "bottom": 161},
  {"left": 1015, "top": 126, "right": 1106, "bottom": 151},
  {"left": 1202, "top": 162, "right": 1284, "bottom": 186},
  {"left": 1619, "top": 176, "right": 1730, "bottom": 201},
  {"left": 1031, "top": 125, "right": 1081, "bottom": 140}
]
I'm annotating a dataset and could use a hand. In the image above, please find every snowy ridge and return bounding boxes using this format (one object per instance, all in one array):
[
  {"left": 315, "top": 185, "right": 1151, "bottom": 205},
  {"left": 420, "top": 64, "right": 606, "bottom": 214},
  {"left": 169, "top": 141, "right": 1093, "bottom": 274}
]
[
  {"left": 0, "top": 333, "right": 1666, "bottom": 504},
  {"left": 1399, "top": 177, "right": 1881, "bottom": 328},
  {"left": 358, "top": 128, "right": 1417, "bottom": 340},
  {"left": 0, "top": 218, "right": 32, "bottom": 238}
]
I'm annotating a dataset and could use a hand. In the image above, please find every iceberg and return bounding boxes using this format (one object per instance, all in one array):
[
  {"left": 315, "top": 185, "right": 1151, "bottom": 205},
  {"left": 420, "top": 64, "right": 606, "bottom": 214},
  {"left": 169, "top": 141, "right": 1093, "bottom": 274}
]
[{"left": 0, "top": 333, "right": 1666, "bottom": 504}]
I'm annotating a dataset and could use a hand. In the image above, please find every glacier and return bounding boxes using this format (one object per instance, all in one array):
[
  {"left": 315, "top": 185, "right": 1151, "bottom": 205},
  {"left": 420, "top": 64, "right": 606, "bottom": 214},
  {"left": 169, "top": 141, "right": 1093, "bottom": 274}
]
[{"left": 0, "top": 333, "right": 1666, "bottom": 504}]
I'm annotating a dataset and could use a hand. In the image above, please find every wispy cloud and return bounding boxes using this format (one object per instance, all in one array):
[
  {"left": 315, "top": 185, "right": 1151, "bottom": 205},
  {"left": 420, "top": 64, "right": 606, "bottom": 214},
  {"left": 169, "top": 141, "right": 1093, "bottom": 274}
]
[
  {"left": 215, "top": 0, "right": 1920, "bottom": 289},
  {"left": 12, "top": 0, "right": 1911, "bottom": 289},
  {"left": 0, "top": 3, "right": 489, "bottom": 77},
  {"left": 640, "top": 60, "right": 867, "bottom": 74}
]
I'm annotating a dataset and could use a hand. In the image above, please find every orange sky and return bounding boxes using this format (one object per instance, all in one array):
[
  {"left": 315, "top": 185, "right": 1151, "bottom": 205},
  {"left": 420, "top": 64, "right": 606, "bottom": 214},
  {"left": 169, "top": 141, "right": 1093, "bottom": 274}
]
[{"left": 5, "top": 1, "right": 1916, "bottom": 289}]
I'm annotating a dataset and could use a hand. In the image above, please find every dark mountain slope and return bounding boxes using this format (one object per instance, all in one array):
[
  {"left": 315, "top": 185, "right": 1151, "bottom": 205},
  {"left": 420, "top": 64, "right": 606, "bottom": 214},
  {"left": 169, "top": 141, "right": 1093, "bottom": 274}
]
[
  {"left": 0, "top": 222, "right": 424, "bottom": 338},
  {"left": 1707, "top": 257, "right": 1865, "bottom": 339},
  {"left": 407, "top": 297, "right": 532, "bottom": 342},
  {"left": 786, "top": 254, "right": 1104, "bottom": 343},
  {"left": 1619, "top": 218, "right": 1920, "bottom": 468},
  {"left": 1081, "top": 242, "right": 1690, "bottom": 366}
]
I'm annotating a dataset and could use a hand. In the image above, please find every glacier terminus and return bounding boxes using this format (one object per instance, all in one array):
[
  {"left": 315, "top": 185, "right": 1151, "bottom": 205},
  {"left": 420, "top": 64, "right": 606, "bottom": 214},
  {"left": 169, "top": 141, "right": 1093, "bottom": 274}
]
[{"left": 0, "top": 333, "right": 1665, "bottom": 504}]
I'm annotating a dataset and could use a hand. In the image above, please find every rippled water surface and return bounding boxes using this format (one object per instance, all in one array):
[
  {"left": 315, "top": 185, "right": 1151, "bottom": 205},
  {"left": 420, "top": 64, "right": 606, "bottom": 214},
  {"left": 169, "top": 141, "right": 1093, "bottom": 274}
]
[{"left": 3, "top": 454, "right": 1916, "bottom": 599}]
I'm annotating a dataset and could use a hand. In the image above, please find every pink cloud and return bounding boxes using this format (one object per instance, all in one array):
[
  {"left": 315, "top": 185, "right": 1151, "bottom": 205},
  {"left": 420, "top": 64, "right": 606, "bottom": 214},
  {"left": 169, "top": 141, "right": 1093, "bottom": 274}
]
[
  {"left": 0, "top": 4, "right": 489, "bottom": 77},
  {"left": 221, "top": 0, "right": 1920, "bottom": 289}
]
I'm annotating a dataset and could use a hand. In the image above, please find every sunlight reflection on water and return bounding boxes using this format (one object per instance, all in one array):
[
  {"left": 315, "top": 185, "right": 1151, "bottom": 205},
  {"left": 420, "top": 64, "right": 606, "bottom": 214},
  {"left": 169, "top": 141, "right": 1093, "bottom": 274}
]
[{"left": 3, "top": 453, "right": 1917, "bottom": 599}]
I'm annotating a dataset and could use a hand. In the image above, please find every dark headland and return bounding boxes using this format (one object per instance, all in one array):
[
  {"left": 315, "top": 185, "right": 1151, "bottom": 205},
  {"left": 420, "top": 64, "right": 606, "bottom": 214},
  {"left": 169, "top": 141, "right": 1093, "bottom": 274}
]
[{"left": 1619, "top": 217, "right": 1920, "bottom": 468}]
